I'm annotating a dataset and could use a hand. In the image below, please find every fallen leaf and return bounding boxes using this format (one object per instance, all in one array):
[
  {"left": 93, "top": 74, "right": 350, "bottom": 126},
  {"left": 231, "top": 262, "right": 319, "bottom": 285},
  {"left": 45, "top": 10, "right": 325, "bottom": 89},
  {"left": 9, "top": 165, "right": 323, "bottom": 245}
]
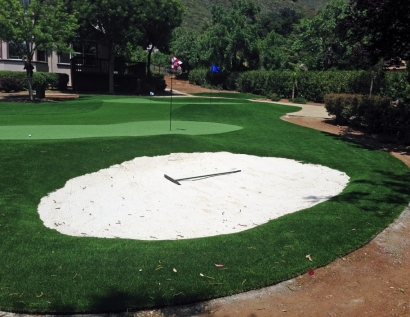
[{"left": 305, "top": 254, "right": 313, "bottom": 261}]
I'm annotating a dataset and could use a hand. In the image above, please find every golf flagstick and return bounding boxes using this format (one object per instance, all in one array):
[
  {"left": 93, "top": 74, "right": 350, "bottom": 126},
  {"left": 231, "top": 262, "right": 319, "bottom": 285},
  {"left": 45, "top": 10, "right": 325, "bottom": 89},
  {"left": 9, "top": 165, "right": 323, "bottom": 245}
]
[{"left": 170, "top": 73, "right": 173, "bottom": 131}]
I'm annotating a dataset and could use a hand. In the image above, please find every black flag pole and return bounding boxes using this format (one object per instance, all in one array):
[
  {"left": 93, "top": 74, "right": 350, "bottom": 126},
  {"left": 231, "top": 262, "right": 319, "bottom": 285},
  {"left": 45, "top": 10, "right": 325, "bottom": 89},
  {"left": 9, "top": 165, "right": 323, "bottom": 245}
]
[
  {"left": 170, "top": 71, "right": 173, "bottom": 131},
  {"left": 169, "top": 55, "right": 182, "bottom": 131}
]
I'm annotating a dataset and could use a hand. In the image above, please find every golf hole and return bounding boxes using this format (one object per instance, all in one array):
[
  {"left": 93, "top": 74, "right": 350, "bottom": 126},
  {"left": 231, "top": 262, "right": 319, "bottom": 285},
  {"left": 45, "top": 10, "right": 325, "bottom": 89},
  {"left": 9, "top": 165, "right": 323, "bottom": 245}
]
[{"left": 38, "top": 152, "right": 350, "bottom": 240}]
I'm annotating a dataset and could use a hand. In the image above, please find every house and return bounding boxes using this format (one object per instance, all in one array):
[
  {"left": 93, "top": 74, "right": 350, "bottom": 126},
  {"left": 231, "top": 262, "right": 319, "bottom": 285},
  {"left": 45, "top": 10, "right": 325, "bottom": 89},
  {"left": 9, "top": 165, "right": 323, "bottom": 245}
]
[
  {"left": 0, "top": 39, "right": 145, "bottom": 92},
  {"left": 384, "top": 58, "right": 407, "bottom": 71},
  {"left": 0, "top": 39, "right": 101, "bottom": 86}
]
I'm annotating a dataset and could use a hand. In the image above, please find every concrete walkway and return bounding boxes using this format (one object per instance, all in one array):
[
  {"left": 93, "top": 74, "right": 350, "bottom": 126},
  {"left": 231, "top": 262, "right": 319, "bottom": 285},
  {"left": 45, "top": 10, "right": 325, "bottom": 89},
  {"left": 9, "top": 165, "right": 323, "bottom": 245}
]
[
  {"left": 252, "top": 99, "right": 332, "bottom": 119},
  {"left": 278, "top": 102, "right": 332, "bottom": 119}
]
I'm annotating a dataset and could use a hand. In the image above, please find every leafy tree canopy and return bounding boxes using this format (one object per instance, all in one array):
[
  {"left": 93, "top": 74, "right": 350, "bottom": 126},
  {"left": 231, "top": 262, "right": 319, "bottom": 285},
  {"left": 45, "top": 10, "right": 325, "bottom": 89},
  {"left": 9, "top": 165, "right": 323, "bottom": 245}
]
[
  {"left": 198, "top": 0, "right": 261, "bottom": 71},
  {"left": 0, "top": 0, "right": 78, "bottom": 99},
  {"left": 341, "top": 0, "right": 410, "bottom": 63},
  {"left": 292, "top": 0, "right": 349, "bottom": 70}
]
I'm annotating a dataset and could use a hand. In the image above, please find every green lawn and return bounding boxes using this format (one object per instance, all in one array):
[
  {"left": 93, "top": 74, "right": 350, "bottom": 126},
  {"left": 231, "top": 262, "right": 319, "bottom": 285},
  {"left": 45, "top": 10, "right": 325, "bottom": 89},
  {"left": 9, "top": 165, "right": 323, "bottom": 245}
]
[{"left": 0, "top": 94, "right": 409, "bottom": 313}]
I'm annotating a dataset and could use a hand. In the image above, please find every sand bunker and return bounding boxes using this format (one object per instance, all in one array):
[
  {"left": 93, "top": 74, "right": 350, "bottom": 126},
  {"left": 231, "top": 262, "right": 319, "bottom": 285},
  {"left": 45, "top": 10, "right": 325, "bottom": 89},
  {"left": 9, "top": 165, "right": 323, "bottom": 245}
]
[{"left": 38, "top": 152, "right": 349, "bottom": 240}]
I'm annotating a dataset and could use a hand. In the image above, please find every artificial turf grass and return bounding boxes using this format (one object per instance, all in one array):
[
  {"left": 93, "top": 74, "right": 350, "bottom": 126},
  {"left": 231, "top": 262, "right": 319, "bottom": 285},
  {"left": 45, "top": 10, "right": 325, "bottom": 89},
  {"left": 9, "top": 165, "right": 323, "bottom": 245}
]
[
  {"left": 0, "top": 121, "right": 242, "bottom": 140},
  {"left": 0, "top": 95, "right": 409, "bottom": 313}
]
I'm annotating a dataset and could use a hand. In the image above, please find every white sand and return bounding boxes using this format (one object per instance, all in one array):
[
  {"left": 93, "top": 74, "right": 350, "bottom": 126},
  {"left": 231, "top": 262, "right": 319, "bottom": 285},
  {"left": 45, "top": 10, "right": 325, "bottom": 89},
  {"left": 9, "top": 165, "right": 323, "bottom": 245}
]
[{"left": 38, "top": 152, "right": 349, "bottom": 240}]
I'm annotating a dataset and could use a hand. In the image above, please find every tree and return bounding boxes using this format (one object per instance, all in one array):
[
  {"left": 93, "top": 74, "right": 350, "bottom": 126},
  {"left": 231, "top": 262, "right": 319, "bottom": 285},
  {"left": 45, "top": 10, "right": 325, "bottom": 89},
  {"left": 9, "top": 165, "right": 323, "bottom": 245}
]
[
  {"left": 0, "top": 0, "right": 78, "bottom": 100},
  {"left": 258, "top": 30, "right": 285, "bottom": 70},
  {"left": 199, "top": 0, "right": 260, "bottom": 72},
  {"left": 292, "top": 0, "right": 349, "bottom": 70},
  {"left": 170, "top": 27, "right": 201, "bottom": 73},
  {"left": 72, "top": 0, "right": 145, "bottom": 93},
  {"left": 138, "top": 0, "right": 184, "bottom": 78},
  {"left": 257, "top": 8, "right": 301, "bottom": 38},
  {"left": 341, "top": 0, "right": 410, "bottom": 63}
]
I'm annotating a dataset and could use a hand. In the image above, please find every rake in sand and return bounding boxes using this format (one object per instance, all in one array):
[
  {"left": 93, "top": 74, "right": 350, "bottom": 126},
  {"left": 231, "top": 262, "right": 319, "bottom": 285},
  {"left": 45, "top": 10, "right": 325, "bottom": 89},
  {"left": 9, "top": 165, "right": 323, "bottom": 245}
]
[{"left": 164, "top": 170, "right": 241, "bottom": 185}]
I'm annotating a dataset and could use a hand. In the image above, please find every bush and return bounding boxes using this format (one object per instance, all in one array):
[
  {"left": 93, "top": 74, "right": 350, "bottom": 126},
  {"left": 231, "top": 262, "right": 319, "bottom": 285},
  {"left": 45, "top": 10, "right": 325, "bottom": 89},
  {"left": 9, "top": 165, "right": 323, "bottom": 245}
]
[
  {"left": 150, "top": 73, "right": 167, "bottom": 91},
  {"left": 270, "top": 93, "right": 282, "bottom": 102},
  {"left": 324, "top": 94, "right": 360, "bottom": 124},
  {"left": 0, "top": 71, "right": 70, "bottom": 91},
  {"left": 324, "top": 93, "right": 409, "bottom": 144},
  {"left": 189, "top": 68, "right": 208, "bottom": 86},
  {"left": 0, "top": 77, "right": 23, "bottom": 92},
  {"left": 290, "top": 97, "right": 307, "bottom": 104},
  {"left": 236, "top": 70, "right": 394, "bottom": 102}
]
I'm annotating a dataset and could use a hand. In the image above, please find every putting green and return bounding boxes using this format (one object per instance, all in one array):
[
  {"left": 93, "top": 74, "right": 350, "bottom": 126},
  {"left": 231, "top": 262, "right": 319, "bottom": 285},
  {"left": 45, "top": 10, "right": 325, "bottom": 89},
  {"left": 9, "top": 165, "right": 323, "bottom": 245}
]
[
  {"left": 0, "top": 120, "right": 242, "bottom": 140},
  {"left": 103, "top": 98, "right": 240, "bottom": 104}
]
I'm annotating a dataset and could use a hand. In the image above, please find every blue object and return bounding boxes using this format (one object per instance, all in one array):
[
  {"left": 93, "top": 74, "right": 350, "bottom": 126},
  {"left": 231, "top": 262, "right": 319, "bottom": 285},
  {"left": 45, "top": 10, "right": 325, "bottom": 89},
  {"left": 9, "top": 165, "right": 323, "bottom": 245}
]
[{"left": 211, "top": 64, "right": 220, "bottom": 72}]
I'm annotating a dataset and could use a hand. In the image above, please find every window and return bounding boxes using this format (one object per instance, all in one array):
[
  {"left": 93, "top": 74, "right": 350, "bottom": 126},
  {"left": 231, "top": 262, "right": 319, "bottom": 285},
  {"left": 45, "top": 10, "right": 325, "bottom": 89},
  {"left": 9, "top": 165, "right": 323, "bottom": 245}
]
[
  {"left": 37, "top": 50, "right": 46, "bottom": 62},
  {"left": 59, "top": 52, "right": 71, "bottom": 64},
  {"left": 73, "top": 41, "right": 97, "bottom": 65},
  {"left": 58, "top": 41, "right": 98, "bottom": 65},
  {"left": 8, "top": 41, "right": 26, "bottom": 60}
]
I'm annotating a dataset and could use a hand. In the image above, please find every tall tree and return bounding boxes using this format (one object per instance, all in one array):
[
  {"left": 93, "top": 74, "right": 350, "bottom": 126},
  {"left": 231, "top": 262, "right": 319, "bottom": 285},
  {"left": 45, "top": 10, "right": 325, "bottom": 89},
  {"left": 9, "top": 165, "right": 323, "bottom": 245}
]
[
  {"left": 292, "top": 0, "right": 349, "bottom": 70},
  {"left": 72, "top": 0, "right": 145, "bottom": 93},
  {"left": 0, "top": 0, "right": 78, "bottom": 100},
  {"left": 341, "top": 0, "right": 410, "bottom": 63},
  {"left": 170, "top": 27, "right": 200, "bottom": 73},
  {"left": 139, "top": 0, "right": 184, "bottom": 78},
  {"left": 258, "top": 30, "right": 285, "bottom": 70},
  {"left": 199, "top": 0, "right": 260, "bottom": 71}
]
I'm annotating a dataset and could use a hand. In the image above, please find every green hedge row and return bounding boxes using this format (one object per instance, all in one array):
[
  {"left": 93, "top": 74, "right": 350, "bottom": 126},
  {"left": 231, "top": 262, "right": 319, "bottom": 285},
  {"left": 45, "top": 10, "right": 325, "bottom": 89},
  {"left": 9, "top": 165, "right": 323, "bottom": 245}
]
[
  {"left": 188, "top": 68, "right": 239, "bottom": 91},
  {"left": 0, "top": 71, "right": 69, "bottom": 91},
  {"left": 189, "top": 69, "right": 410, "bottom": 103},
  {"left": 324, "top": 94, "right": 410, "bottom": 143}
]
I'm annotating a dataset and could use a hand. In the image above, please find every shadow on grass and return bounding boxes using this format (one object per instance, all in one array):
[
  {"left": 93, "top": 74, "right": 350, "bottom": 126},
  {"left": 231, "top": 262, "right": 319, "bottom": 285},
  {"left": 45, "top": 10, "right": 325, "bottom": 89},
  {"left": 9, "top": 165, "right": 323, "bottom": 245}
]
[
  {"left": 44, "top": 288, "right": 261, "bottom": 317},
  {"left": 322, "top": 118, "right": 410, "bottom": 157},
  {"left": 332, "top": 173, "right": 410, "bottom": 207}
]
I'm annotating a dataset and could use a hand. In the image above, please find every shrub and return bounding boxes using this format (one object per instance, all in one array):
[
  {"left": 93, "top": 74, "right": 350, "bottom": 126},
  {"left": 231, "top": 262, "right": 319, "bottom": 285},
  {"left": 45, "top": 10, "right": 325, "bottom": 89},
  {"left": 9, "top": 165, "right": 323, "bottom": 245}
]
[
  {"left": 324, "top": 93, "right": 410, "bottom": 144},
  {"left": 150, "top": 73, "right": 166, "bottom": 91},
  {"left": 290, "top": 97, "right": 307, "bottom": 104},
  {"left": 324, "top": 94, "right": 360, "bottom": 124},
  {"left": 0, "top": 77, "right": 23, "bottom": 92},
  {"left": 270, "top": 93, "right": 282, "bottom": 102},
  {"left": 32, "top": 72, "right": 48, "bottom": 89},
  {"left": 0, "top": 71, "right": 70, "bottom": 91},
  {"left": 189, "top": 68, "right": 208, "bottom": 86}
]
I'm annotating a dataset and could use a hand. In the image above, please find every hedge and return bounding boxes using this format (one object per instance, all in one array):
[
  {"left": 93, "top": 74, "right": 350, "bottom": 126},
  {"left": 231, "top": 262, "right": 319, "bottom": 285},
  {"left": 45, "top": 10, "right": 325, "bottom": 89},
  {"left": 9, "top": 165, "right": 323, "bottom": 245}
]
[
  {"left": 189, "top": 68, "right": 239, "bottom": 91},
  {"left": 189, "top": 69, "right": 410, "bottom": 103},
  {"left": 324, "top": 93, "right": 410, "bottom": 144},
  {"left": 0, "top": 71, "right": 69, "bottom": 91}
]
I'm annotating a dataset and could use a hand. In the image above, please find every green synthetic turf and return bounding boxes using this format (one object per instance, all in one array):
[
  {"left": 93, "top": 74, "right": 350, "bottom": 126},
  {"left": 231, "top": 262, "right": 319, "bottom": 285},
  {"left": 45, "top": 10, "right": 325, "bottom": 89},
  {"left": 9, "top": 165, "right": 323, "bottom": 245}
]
[
  {"left": 0, "top": 94, "right": 409, "bottom": 313},
  {"left": 0, "top": 121, "right": 241, "bottom": 140}
]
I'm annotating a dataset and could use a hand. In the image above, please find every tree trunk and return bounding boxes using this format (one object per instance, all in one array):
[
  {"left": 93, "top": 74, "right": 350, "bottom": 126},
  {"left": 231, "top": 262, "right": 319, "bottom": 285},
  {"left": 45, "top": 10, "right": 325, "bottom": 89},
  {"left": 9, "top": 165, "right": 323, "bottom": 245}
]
[
  {"left": 108, "top": 48, "right": 116, "bottom": 94},
  {"left": 147, "top": 46, "right": 154, "bottom": 79},
  {"left": 24, "top": 60, "right": 34, "bottom": 101},
  {"left": 369, "top": 71, "right": 374, "bottom": 97},
  {"left": 27, "top": 70, "right": 34, "bottom": 101}
]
